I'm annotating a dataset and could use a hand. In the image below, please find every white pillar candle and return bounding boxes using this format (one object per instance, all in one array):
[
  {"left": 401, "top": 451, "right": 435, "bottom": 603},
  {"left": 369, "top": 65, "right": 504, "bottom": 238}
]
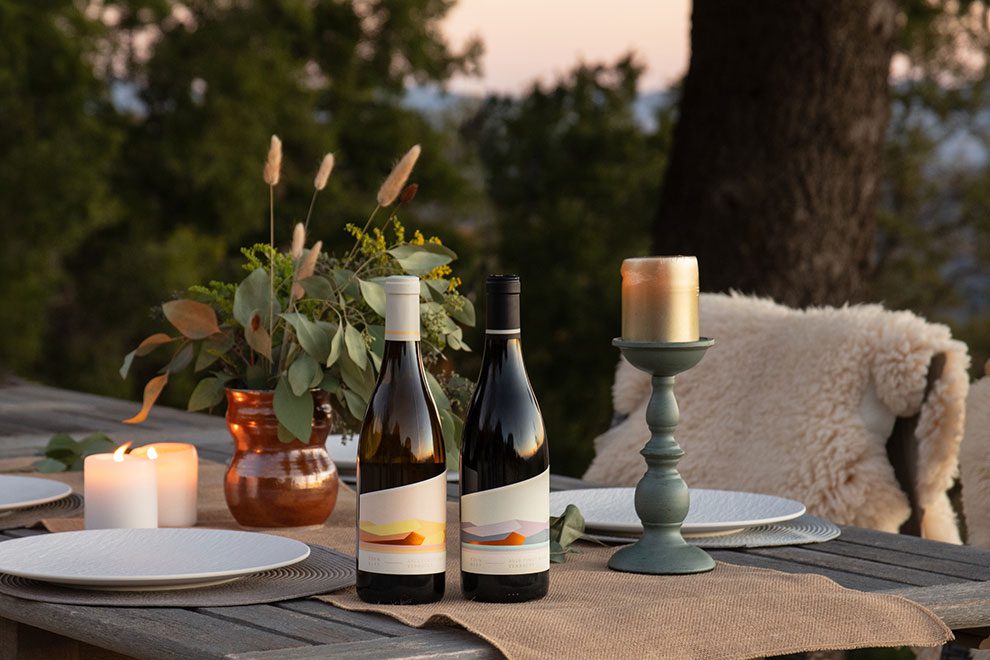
[
  {"left": 131, "top": 443, "right": 198, "bottom": 528},
  {"left": 84, "top": 444, "right": 158, "bottom": 530},
  {"left": 621, "top": 256, "right": 700, "bottom": 342}
]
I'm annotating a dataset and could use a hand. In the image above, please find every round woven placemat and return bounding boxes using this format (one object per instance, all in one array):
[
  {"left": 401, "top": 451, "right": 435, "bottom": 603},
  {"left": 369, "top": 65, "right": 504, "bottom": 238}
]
[
  {"left": 0, "top": 544, "right": 354, "bottom": 607},
  {"left": 585, "top": 515, "right": 841, "bottom": 548},
  {"left": 0, "top": 494, "right": 84, "bottom": 531}
]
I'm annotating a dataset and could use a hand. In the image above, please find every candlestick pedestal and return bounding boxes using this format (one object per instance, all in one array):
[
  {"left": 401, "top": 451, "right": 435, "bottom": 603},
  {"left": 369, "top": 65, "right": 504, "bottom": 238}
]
[{"left": 608, "top": 337, "right": 715, "bottom": 575}]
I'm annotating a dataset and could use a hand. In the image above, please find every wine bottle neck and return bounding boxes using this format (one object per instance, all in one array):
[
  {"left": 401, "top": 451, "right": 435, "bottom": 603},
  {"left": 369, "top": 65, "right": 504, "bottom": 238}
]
[
  {"left": 481, "top": 335, "right": 525, "bottom": 370},
  {"left": 382, "top": 339, "right": 423, "bottom": 362},
  {"left": 486, "top": 293, "right": 520, "bottom": 336},
  {"left": 384, "top": 276, "right": 420, "bottom": 341}
]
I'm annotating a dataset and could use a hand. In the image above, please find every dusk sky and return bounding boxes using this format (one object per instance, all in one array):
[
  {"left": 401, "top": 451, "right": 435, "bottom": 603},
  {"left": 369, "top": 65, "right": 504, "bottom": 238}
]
[{"left": 442, "top": 0, "right": 691, "bottom": 94}]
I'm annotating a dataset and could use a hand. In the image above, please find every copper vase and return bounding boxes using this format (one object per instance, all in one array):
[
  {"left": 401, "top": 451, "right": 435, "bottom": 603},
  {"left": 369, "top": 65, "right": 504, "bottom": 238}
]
[{"left": 224, "top": 388, "right": 339, "bottom": 527}]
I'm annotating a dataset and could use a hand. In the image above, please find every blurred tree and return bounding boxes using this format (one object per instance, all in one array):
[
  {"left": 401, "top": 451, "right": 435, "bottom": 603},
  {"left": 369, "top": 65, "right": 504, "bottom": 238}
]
[
  {"left": 21, "top": 0, "right": 483, "bottom": 402},
  {"left": 871, "top": 0, "right": 990, "bottom": 372},
  {"left": 655, "top": 0, "right": 897, "bottom": 307},
  {"left": 0, "top": 1, "right": 121, "bottom": 373},
  {"left": 465, "top": 57, "right": 671, "bottom": 475}
]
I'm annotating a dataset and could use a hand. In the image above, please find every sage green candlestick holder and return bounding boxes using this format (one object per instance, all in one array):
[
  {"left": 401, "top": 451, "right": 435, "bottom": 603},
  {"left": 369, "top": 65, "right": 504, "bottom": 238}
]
[{"left": 608, "top": 337, "right": 716, "bottom": 575}]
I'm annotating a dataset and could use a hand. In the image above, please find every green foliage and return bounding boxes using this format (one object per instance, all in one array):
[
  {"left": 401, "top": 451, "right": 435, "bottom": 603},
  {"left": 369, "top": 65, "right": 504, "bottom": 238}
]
[
  {"left": 125, "top": 205, "right": 476, "bottom": 459},
  {"left": 465, "top": 55, "right": 671, "bottom": 476},
  {"left": 549, "top": 504, "right": 587, "bottom": 563},
  {"left": 35, "top": 433, "right": 117, "bottom": 473}
]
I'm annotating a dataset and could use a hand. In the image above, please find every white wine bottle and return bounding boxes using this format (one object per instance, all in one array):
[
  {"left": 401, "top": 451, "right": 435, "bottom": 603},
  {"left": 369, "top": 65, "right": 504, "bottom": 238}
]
[
  {"left": 460, "top": 275, "right": 549, "bottom": 602},
  {"left": 356, "top": 275, "right": 447, "bottom": 604}
]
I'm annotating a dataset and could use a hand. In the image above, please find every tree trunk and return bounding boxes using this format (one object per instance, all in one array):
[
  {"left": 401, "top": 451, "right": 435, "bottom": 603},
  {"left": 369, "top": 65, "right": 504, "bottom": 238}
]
[{"left": 654, "top": 0, "right": 897, "bottom": 307}]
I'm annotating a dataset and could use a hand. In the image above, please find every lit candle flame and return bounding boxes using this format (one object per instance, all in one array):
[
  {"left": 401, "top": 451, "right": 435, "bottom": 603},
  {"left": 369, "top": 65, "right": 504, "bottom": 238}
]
[
  {"left": 147, "top": 446, "right": 158, "bottom": 461},
  {"left": 113, "top": 442, "right": 133, "bottom": 462}
]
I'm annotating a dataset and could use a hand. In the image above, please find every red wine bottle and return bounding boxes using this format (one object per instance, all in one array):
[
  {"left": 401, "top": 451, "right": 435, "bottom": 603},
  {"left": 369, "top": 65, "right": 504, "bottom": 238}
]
[
  {"left": 357, "top": 276, "right": 446, "bottom": 604},
  {"left": 460, "top": 275, "right": 550, "bottom": 602}
]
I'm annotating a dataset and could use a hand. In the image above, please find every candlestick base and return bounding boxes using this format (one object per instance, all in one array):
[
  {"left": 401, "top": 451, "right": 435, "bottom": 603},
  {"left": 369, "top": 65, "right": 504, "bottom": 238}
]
[{"left": 607, "top": 338, "right": 715, "bottom": 575}]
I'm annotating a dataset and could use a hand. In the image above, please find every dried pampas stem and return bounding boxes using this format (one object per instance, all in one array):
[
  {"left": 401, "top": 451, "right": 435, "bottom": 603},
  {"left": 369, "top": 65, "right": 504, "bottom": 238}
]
[
  {"left": 292, "top": 240, "right": 323, "bottom": 300},
  {"left": 263, "top": 135, "right": 282, "bottom": 186},
  {"left": 314, "top": 153, "right": 334, "bottom": 191},
  {"left": 377, "top": 145, "right": 421, "bottom": 206},
  {"left": 263, "top": 134, "right": 281, "bottom": 347},
  {"left": 291, "top": 223, "right": 305, "bottom": 260},
  {"left": 304, "top": 152, "right": 334, "bottom": 233}
]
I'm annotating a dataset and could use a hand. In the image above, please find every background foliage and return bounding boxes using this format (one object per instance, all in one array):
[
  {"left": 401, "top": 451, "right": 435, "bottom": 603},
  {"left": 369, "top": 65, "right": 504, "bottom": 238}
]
[{"left": 4, "top": 0, "right": 990, "bottom": 476}]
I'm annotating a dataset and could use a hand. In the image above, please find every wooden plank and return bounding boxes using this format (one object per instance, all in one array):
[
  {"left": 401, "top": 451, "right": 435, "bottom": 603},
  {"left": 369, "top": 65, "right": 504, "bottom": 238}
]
[
  {"left": 809, "top": 540, "right": 990, "bottom": 581},
  {"left": 199, "top": 605, "right": 380, "bottom": 644},
  {"left": 884, "top": 582, "right": 990, "bottom": 629},
  {"left": 837, "top": 526, "right": 990, "bottom": 567},
  {"left": 225, "top": 631, "right": 501, "bottom": 660},
  {"left": 276, "top": 600, "right": 416, "bottom": 638},
  {"left": 710, "top": 550, "right": 909, "bottom": 591},
  {"left": 743, "top": 545, "right": 969, "bottom": 586},
  {"left": 0, "top": 596, "right": 306, "bottom": 660}
]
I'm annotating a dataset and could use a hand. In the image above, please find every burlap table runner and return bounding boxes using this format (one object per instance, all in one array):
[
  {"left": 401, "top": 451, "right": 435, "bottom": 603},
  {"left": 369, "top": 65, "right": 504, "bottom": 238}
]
[{"left": 6, "top": 459, "right": 952, "bottom": 659}]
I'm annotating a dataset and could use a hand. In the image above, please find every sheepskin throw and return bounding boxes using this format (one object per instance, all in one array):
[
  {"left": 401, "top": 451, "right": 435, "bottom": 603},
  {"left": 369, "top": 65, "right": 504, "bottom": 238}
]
[
  {"left": 584, "top": 293, "right": 970, "bottom": 543},
  {"left": 960, "top": 376, "right": 990, "bottom": 548}
]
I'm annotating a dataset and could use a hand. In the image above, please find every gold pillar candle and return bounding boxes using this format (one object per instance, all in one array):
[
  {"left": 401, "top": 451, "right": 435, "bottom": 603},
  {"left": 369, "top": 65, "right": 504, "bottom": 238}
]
[{"left": 621, "top": 256, "right": 700, "bottom": 342}]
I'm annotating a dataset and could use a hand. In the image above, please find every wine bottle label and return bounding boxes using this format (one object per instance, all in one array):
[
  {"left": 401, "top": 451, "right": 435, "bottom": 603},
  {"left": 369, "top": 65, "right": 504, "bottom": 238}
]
[
  {"left": 460, "top": 469, "right": 550, "bottom": 575},
  {"left": 358, "top": 471, "right": 447, "bottom": 575}
]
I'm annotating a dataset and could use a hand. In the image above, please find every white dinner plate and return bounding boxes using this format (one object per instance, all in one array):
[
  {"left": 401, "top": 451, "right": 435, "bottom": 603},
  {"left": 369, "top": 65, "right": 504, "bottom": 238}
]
[
  {"left": 328, "top": 434, "right": 459, "bottom": 481},
  {"left": 550, "top": 488, "right": 806, "bottom": 535},
  {"left": 0, "top": 475, "right": 73, "bottom": 512},
  {"left": 0, "top": 528, "right": 310, "bottom": 590}
]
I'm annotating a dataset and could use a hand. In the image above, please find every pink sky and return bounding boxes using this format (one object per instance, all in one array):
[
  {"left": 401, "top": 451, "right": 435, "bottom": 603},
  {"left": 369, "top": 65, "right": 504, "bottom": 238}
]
[{"left": 442, "top": 0, "right": 691, "bottom": 94}]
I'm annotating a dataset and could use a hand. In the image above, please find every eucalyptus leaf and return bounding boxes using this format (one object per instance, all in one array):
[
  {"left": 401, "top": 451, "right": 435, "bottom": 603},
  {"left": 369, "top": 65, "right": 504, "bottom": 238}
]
[
  {"left": 319, "top": 370, "right": 341, "bottom": 394},
  {"left": 196, "top": 333, "right": 234, "bottom": 371},
  {"left": 423, "top": 278, "right": 448, "bottom": 302},
  {"left": 78, "top": 433, "right": 115, "bottom": 454},
  {"left": 33, "top": 458, "right": 68, "bottom": 473},
  {"left": 368, "top": 325, "right": 385, "bottom": 355},
  {"left": 120, "top": 333, "right": 174, "bottom": 379},
  {"left": 288, "top": 353, "right": 320, "bottom": 396},
  {"left": 326, "top": 324, "right": 343, "bottom": 367},
  {"left": 162, "top": 299, "right": 221, "bottom": 340},
  {"left": 123, "top": 373, "right": 169, "bottom": 424},
  {"left": 439, "top": 408, "right": 461, "bottom": 472},
  {"left": 344, "top": 324, "right": 367, "bottom": 370},
  {"left": 167, "top": 343, "right": 195, "bottom": 373},
  {"left": 387, "top": 243, "right": 455, "bottom": 276},
  {"left": 188, "top": 377, "right": 226, "bottom": 411},
  {"left": 342, "top": 388, "right": 368, "bottom": 423},
  {"left": 299, "top": 275, "right": 334, "bottom": 299},
  {"left": 282, "top": 312, "right": 331, "bottom": 362},
  {"left": 274, "top": 376, "right": 313, "bottom": 443},
  {"left": 244, "top": 362, "right": 269, "bottom": 389},
  {"left": 358, "top": 279, "right": 387, "bottom": 316},
  {"left": 425, "top": 370, "right": 451, "bottom": 412},
  {"left": 331, "top": 269, "right": 360, "bottom": 298},
  {"left": 340, "top": 351, "right": 374, "bottom": 400},
  {"left": 448, "top": 296, "right": 476, "bottom": 327},
  {"left": 233, "top": 267, "right": 278, "bottom": 328},
  {"left": 549, "top": 504, "right": 587, "bottom": 563},
  {"left": 44, "top": 433, "right": 77, "bottom": 458},
  {"left": 245, "top": 310, "right": 273, "bottom": 359},
  {"left": 277, "top": 422, "right": 297, "bottom": 444}
]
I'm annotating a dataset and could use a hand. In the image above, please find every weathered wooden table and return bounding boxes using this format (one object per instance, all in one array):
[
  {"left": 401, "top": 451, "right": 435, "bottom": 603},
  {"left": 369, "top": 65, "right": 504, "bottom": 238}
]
[{"left": 1, "top": 378, "right": 989, "bottom": 658}]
